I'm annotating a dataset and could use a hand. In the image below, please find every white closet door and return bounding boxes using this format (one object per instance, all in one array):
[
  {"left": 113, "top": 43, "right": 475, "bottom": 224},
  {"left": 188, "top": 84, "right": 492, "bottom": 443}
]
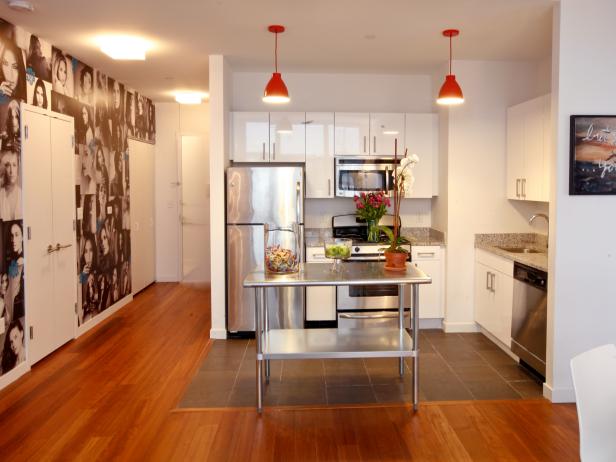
[
  {"left": 129, "top": 139, "right": 155, "bottom": 293},
  {"left": 49, "top": 115, "right": 77, "bottom": 351},
  {"left": 22, "top": 107, "right": 54, "bottom": 364}
]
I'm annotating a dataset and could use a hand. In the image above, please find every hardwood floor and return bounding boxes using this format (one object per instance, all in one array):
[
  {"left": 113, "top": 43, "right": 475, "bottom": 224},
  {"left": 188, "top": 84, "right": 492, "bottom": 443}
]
[{"left": 0, "top": 283, "right": 580, "bottom": 461}]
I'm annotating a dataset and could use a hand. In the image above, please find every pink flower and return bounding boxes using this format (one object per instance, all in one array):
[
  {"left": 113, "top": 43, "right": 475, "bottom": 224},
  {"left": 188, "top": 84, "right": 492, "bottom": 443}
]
[
  {"left": 358, "top": 203, "right": 364, "bottom": 209},
  {"left": 361, "top": 192, "right": 366, "bottom": 198}
]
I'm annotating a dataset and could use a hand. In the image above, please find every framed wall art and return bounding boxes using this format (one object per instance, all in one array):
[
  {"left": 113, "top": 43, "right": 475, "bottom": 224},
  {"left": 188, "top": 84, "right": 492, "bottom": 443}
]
[{"left": 570, "top": 115, "right": 616, "bottom": 194}]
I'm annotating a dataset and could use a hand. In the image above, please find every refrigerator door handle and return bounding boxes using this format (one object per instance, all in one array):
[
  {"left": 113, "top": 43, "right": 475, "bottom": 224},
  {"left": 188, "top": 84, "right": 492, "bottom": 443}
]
[{"left": 296, "top": 181, "right": 301, "bottom": 224}]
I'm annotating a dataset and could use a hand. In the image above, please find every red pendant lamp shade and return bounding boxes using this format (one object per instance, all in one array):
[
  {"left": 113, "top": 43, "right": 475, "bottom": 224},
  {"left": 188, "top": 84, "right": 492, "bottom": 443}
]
[
  {"left": 437, "top": 29, "right": 464, "bottom": 105},
  {"left": 263, "top": 25, "right": 290, "bottom": 104}
]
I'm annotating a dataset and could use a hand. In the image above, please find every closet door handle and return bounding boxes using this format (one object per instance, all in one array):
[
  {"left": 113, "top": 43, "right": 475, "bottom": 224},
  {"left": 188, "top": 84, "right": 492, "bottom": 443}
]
[{"left": 56, "top": 243, "right": 73, "bottom": 251}]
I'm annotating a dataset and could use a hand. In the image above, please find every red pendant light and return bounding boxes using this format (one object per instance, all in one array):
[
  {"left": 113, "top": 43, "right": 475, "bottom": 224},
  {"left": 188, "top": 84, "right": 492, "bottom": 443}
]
[
  {"left": 263, "top": 25, "right": 290, "bottom": 104},
  {"left": 437, "top": 29, "right": 464, "bottom": 106}
]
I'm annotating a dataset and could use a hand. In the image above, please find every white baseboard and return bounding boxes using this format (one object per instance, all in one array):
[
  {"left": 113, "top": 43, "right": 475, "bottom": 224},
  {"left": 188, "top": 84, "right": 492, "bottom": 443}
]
[
  {"left": 0, "top": 360, "right": 30, "bottom": 391},
  {"left": 543, "top": 382, "right": 576, "bottom": 403},
  {"left": 478, "top": 326, "right": 519, "bottom": 361},
  {"left": 155, "top": 276, "right": 179, "bottom": 282},
  {"left": 442, "top": 320, "right": 480, "bottom": 333},
  {"left": 210, "top": 328, "right": 227, "bottom": 339},
  {"left": 76, "top": 295, "right": 133, "bottom": 337},
  {"left": 419, "top": 318, "right": 443, "bottom": 329}
]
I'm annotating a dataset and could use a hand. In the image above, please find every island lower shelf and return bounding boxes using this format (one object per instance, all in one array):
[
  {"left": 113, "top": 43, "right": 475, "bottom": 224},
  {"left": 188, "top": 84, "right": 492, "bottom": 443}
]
[{"left": 258, "top": 327, "right": 416, "bottom": 360}]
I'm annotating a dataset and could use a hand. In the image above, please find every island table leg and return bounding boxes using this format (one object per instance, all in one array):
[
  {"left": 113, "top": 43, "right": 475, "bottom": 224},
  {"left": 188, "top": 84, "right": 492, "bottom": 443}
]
[
  {"left": 255, "top": 287, "right": 264, "bottom": 413},
  {"left": 412, "top": 284, "right": 419, "bottom": 412},
  {"left": 398, "top": 284, "right": 405, "bottom": 376}
]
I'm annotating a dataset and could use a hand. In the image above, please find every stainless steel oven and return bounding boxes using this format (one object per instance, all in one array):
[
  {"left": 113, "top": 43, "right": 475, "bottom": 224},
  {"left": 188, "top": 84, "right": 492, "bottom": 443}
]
[
  {"left": 336, "top": 253, "right": 412, "bottom": 329},
  {"left": 335, "top": 157, "right": 398, "bottom": 198}
]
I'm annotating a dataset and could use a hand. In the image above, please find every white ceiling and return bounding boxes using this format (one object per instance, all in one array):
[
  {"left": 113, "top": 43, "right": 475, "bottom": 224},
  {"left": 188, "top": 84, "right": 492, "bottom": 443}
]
[{"left": 0, "top": 0, "right": 553, "bottom": 101}]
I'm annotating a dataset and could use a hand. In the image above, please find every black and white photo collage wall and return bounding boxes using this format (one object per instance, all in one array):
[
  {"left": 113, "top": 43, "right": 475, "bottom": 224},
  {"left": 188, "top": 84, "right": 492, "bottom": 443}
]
[{"left": 0, "top": 17, "right": 155, "bottom": 377}]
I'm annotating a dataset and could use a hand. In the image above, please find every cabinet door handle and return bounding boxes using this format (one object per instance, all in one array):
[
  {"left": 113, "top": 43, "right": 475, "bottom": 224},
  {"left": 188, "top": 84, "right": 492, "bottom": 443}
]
[
  {"left": 272, "top": 142, "right": 276, "bottom": 160},
  {"left": 262, "top": 142, "right": 266, "bottom": 161},
  {"left": 490, "top": 273, "right": 496, "bottom": 292},
  {"left": 486, "top": 271, "right": 491, "bottom": 290},
  {"left": 363, "top": 136, "right": 367, "bottom": 153},
  {"left": 417, "top": 252, "right": 435, "bottom": 258},
  {"left": 522, "top": 178, "right": 526, "bottom": 198},
  {"left": 516, "top": 179, "right": 520, "bottom": 198},
  {"left": 373, "top": 136, "right": 376, "bottom": 153},
  {"left": 328, "top": 179, "right": 331, "bottom": 196}
]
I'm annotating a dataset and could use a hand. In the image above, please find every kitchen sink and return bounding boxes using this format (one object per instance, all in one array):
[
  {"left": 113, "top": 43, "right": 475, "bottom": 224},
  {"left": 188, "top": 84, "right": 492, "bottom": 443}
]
[{"left": 497, "top": 246, "right": 544, "bottom": 254}]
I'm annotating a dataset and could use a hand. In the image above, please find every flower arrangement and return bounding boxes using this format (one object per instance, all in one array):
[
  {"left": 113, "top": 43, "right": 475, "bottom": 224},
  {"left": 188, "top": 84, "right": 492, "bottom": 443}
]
[
  {"left": 354, "top": 191, "right": 391, "bottom": 242},
  {"left": 381, "top": 141, "right": 419, "bottom": 259}
]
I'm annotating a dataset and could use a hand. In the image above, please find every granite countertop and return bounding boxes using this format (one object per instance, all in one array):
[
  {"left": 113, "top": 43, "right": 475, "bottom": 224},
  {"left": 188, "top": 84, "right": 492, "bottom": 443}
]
[
  {"left": 475, "top": 233, "right": 548, "bottom": 272},
  {"left": 305, "top": 227, "right": 446, "bottom": 248}
]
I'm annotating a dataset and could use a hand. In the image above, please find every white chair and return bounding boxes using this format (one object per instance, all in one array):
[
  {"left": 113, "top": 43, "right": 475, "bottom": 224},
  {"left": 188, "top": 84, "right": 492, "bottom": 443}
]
[{"left": 570, "top": 344, "right": 616, "bottom": 462}]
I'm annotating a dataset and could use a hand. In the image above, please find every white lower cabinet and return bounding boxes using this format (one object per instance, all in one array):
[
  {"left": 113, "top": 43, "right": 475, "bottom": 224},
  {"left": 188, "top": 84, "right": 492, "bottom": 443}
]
[
  {"left": 305, "top": 246, "right": 336, "bottom": 321},
  {"left": 474, "top": 250, "right": 514, "bottom": 346},
  {"left": 411, "top": 246, "right": 444, "bottom": 319}
]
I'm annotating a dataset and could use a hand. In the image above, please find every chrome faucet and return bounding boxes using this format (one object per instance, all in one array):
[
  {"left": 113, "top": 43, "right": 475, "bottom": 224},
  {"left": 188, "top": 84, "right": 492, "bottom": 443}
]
[{"left": 529, "top": 213, "right": 549, "bottom": 247}]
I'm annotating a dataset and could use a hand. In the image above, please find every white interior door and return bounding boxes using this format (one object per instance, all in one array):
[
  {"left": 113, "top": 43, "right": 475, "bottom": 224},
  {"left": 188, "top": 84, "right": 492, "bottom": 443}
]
[
  {"left": 22, "top": 105, "right": 76, "bottom": 365},
  {"left": 49, "top": 115, "right": 77, "bottom": 353},
  {"left": 22, "top": 106, "right": 54, "bottom": 364},
  {"left": 180, "top": 135, "right": 210, "bottom": 283},
  {"left": 128, "top": 139, "right": 155, "bottom": 293}
]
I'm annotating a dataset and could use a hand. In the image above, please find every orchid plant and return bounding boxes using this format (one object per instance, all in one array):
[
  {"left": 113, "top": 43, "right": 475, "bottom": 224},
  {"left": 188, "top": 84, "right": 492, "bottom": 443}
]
[{"left": 380, "top": 143, "right": 419, "bottom": 253}]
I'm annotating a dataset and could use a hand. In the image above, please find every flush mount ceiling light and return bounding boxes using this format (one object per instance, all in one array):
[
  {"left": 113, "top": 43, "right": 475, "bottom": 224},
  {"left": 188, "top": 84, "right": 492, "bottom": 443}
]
[
  {"left": 263, "top": 25, "right": 290, "bottom": 104},
  {"left": 174, "top": 91, "right": 208, "bottom": 105},
  {"left": 7, "top": 0, "right": 34, "bottom": 12},
  {"left": 98, "top": 35, "right": 151, "bottom": 60},
  {"left": 436, "top": 29, "right": 464, "bottom": 106}
]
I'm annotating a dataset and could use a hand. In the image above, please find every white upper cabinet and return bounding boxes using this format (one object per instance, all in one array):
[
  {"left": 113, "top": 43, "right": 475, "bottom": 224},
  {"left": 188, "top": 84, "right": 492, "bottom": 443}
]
[
  {"left": 269, "top": 112, "right": 306, "bottom": 163},
  {"left": 231, "top": 112, "right": 270, "bottom": 163},
  {"left": 334, "top": 112, "right": 370, "bottom": 156},
  {"left": 370, "top": 113, "right": 405, "bottom": 156},
  {"left": 405, "top": 113, "right": 438, "bottom": 198},
  {"left": 305, "top": 112, "right": 335, "bottom": 198},
  {"left": 506, "top": 94, "right": 551, "bottom": 202}
]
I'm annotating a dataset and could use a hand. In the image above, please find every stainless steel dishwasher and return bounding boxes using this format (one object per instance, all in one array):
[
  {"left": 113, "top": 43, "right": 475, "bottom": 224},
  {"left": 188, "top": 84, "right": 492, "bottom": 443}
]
[{"left": 511, "top": 262, "right": 548, "bottom": 377}]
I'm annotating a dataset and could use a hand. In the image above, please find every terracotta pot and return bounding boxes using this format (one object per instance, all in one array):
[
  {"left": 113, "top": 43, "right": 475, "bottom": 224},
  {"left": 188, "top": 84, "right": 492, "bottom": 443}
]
[{"left": 384, "top": 250, "right": 407, "bottom": 270}]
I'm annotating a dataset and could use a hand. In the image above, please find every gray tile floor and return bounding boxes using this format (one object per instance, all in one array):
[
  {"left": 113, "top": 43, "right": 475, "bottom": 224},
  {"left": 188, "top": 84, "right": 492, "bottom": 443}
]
[{"left": 179, "top": 330, "right": 543, "bottom": 408}]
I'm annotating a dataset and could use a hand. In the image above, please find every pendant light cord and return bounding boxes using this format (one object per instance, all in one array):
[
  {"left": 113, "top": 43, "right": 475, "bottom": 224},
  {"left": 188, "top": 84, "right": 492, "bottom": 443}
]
[
  {"left": 449, "top": 35, "right": 452, "bottom": 75},
  {"left": 274, "top": 32, "right": 278, "bottom": 73}
]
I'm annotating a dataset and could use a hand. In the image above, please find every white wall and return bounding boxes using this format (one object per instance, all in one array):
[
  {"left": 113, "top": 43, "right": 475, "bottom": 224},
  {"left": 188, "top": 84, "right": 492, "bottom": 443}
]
[
  {"left": 154, "top": 102, "right": 209, "bottom": 282},
  {"left": 546, "top": 0, "right": 616, "bottom": 402},
  {"left": 209, "top": 55, "right": 233, "bottom": 339},
  {"left": 232, "top": 72, "right": 434, "bottom": 113},
  {"left": 439, "top": 60, "right": 550, "bottom": 332}
]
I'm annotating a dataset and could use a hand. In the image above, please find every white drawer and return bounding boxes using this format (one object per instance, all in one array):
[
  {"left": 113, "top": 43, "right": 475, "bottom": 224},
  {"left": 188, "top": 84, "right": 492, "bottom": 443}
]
[
  {"left": 475, "top": 248, "right": 513, "bottom": 276},
  {"left": 412, "top": 246, "right": 441, "bottom": 261}
]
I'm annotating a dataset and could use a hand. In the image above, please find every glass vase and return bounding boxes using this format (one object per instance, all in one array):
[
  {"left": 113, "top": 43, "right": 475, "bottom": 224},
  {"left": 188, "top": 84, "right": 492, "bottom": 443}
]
[
  {"left": 264, "top": 223, "right": 300, "bottom": 274},
  {"left": 367, "top": 219, "right": 380, "bottom": 243}
]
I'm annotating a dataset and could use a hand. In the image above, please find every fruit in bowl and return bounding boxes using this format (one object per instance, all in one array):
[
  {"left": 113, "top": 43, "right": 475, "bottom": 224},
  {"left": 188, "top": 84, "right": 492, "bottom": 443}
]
[{"left": 323, "top": 238, "right": 352, "bottom": 272}]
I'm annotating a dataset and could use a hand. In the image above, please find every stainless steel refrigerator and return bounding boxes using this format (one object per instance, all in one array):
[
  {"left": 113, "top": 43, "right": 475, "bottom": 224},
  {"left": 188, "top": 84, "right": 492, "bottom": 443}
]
[{"left": 226, "top": 165, "right": 305, "bottom": 335}]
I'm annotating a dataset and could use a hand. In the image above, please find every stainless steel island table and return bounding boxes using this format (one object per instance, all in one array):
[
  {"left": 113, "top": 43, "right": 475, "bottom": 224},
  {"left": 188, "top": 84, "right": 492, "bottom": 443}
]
[{"left": 243, "top": 262, "right": 432, "bottom": 412}]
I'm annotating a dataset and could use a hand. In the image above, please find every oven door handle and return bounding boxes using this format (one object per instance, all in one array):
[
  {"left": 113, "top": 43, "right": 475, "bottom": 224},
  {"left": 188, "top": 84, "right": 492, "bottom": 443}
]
[
  {"left": 339, "top": 312, "right": 410, "bottom": 319},
  {"left": 349, "top": 255, "right": 386, "bottom": 261}
]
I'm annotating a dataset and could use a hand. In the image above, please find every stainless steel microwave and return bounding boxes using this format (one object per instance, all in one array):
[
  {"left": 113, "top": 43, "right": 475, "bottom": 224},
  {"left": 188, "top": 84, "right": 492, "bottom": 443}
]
[{"left": 335, "top": 157, "right": 398, "bottom": 198}]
